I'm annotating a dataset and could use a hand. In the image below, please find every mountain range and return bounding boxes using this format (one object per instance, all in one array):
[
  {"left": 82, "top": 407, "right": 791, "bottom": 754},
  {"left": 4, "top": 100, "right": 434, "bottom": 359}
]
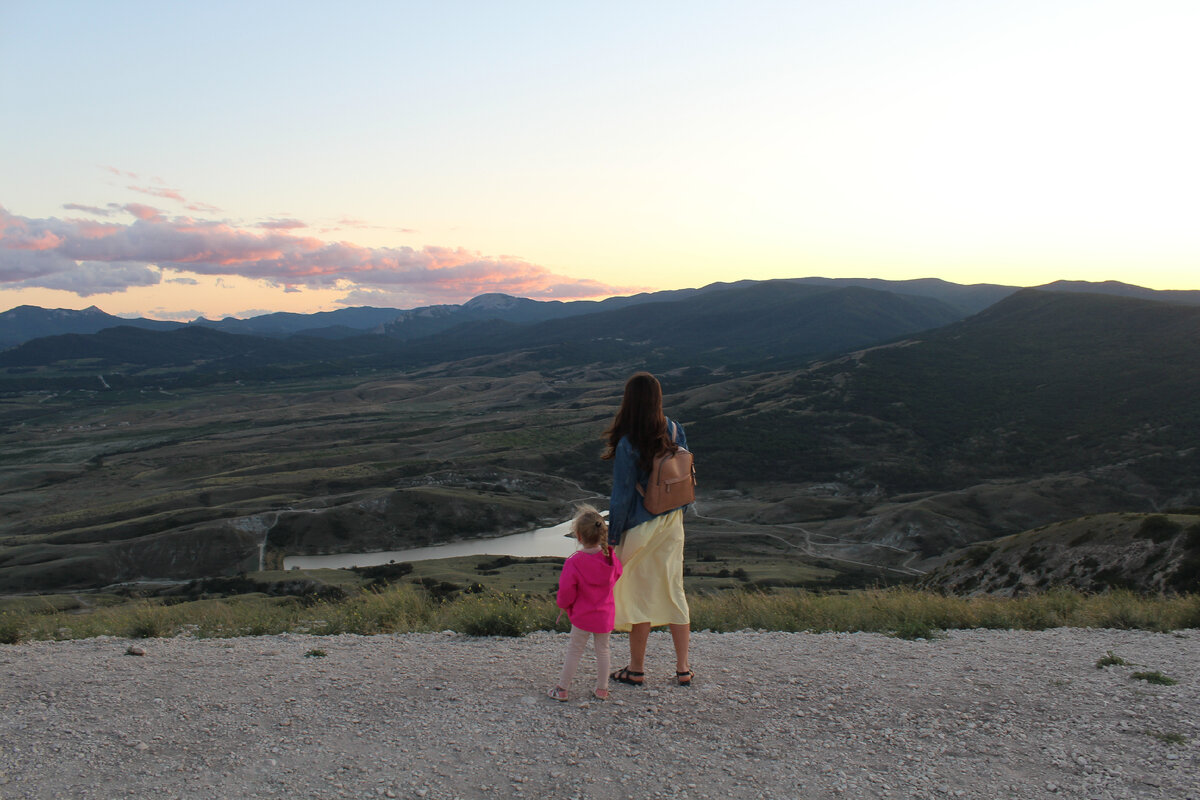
[
  {"left": 0, "top": 279, "right": 976, "bottom": 381},
  {"left": 0, "top": 274, "right": 1026, "bottom": 352},
  {"left": 2, "top": 278, "right": 1196, "bottom": 383}
]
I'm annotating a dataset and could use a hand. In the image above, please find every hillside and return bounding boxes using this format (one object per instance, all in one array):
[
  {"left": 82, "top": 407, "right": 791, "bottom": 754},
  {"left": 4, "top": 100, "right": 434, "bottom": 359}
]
[
  {"left": 670, "top": 289, "right": 1200, "bottom": 566},
  {"left": 394, "top": 281, "right": 965, "bottom": 371},
  {"left": 0, "top": 324, "right": 384, "bottom": 370},
  {"left": 920, "top": 512, "right": 1200, "bottom": 596}
]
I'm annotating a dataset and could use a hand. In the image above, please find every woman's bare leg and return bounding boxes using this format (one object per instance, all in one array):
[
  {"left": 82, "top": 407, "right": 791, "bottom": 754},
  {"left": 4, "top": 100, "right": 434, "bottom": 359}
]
[
  {"left": 627, "top": 622, "right": 651, "bottom": 674},
  {"left": 669, "top": 622, "right": 690, "bottom": 674}
]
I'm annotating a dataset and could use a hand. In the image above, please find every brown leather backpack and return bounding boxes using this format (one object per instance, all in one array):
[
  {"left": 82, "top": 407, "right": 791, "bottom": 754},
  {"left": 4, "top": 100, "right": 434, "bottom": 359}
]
[{"left": 636, "top": 420, "right": 696, "bottom": 515}]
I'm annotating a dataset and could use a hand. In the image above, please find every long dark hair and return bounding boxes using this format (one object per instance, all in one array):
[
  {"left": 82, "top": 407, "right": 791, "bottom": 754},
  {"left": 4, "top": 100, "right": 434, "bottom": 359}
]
[{"left": 602, "top": 371, "right": 676, "bottom": 473}]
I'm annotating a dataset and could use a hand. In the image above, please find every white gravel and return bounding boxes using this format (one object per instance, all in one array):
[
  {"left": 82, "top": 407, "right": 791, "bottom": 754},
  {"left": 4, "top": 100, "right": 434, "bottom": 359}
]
[{"left": 2, "top": 628, "right": 1198, "bottom": 800}]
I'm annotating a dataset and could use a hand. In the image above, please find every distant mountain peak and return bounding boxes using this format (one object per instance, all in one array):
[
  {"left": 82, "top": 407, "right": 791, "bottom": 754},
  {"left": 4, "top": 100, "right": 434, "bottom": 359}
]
[
  {"left": 1035, "top": 280, "right": 1200, "bottom": 306},
  {"left": 462, "top": 293, "right": 524, "bottom": 311}
]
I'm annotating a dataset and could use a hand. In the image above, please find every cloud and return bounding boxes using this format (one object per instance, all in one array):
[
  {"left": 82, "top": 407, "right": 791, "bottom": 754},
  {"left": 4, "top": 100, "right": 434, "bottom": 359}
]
[
  {"left": 0, "top": 203, "right": 640, "bottom": 303},
  {"left": 14, "top": 260, "right": 161, "bottom": 294},
  {"left": 146, "top": 308, "right": 204, "bottom": 322},
  {"left": 123, "top": 203, "right": 163, "bottom": 221},
  {"left": 166, "top": 276, "right": 199, "bottom": 285},
  {"left": 129, "top": 184, "right": 186, "bottom": 203},
  {"left": 63, "top": 203, "right": 116, "bottom": 217},
  {"left": 258, "top": 218, "right": 307, "bottom": 230},
  {"left": 125, "top": 179, "right": 221, "bottom": 214}
]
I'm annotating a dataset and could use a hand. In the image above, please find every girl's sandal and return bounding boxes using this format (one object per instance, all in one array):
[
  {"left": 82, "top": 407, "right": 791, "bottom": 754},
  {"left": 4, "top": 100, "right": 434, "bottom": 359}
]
[
  {"left": 547, "top": 686, "right": 568, "bottom": 702},
  {"left": 676, "top": 669, "right": 695, "bottom": 686},
  {"left": 610, "top": 666, "right": 645, "bottom": 686},
  {"left": 593, "top": 688, "right": 610, "bottom": 701}
]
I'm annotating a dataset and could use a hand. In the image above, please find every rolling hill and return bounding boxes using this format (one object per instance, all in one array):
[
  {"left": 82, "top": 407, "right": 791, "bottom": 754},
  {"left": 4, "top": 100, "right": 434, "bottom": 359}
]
[{"left": 919, "top": 512, "right": 1200, "bottom": 595}]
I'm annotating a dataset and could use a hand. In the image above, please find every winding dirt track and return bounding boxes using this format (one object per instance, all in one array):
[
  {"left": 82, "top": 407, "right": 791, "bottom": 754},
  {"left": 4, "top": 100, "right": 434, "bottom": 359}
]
[{"left": 2, "top": 628, "right": 1198, "bottom": 799}]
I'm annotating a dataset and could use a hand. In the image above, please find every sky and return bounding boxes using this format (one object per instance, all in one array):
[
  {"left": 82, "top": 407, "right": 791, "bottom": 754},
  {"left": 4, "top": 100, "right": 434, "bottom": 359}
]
[{"left": 2, "top": 1, "right": 1198, "bottom": 321}]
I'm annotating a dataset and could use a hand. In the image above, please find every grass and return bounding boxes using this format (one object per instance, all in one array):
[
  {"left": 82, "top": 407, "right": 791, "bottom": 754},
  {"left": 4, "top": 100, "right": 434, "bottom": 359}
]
[
  {"left": 0, "top": 585, "right": 1196, "bottom": 644},
  {"left": 1131, "top": 671, "right": 1178, "bottom": 686},
  {"left": 1145, "top": 731, "right": 1190, "bottom": 745},
  {"left": 1096, "top": 651, "right": 1129, "bottom": 669}
]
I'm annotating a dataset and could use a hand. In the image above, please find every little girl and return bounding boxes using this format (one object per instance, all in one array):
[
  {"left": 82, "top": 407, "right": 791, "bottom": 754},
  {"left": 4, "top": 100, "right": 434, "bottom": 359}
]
[{"left": 548, "top": 504, "right": 623, "bottom": 702}]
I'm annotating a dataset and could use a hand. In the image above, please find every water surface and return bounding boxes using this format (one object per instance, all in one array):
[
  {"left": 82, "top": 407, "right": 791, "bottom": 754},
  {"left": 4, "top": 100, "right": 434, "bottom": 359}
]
[{"left": 282, "top": 518, "right": 580, "bottom": 570}]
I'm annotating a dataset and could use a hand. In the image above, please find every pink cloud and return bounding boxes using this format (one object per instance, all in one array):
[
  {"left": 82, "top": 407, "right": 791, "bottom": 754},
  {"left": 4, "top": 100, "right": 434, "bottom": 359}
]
[
  {"left": 0, "top": 203, "right": 639, "bottom": 302},
  {"left": 123, "top": 203, "right": 163, "bottom": 221},
  {"left": 124, "top": 177, "right": 221, "bottom": 214},
  {"left": 258, "top": 218, "right": 307, "bottom": 230},
  {"left": 129, "top": 184, "right": 186, "bottom": 203},
  {"left": 185, "top": 201, "right": 222, "bottom": 214},
  {"left": 8, "top": 229, "right": 64, "bottom": 251}
]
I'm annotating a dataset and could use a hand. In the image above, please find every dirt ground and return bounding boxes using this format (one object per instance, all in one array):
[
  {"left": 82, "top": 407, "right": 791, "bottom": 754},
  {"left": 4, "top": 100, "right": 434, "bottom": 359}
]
[{"left": 2, "top": 628, "right": 1197, "bottom": 799}]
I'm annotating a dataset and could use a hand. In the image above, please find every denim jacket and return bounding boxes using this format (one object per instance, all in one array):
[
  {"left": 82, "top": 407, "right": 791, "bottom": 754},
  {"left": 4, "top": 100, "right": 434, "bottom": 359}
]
[{"left": 607, "top": 418, "right": 688, "bottom": 547}]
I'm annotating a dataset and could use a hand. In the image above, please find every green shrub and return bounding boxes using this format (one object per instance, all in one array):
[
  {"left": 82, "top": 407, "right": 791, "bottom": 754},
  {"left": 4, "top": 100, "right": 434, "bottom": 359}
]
[
  {"left": 1146, "top": 731, "right": 1189, "bottom": 745},
  {"left": 1096, "top": 651, "right": 1127, "bottom": 669},
  {"left": 1132, "top": 671, "right": 1177, "bottom": 686},
  {"left": 443, "top": 592, "right": 548, "bottom": 637},
  {"left": 1019, "top": 548, "right": 1045, "bottom": 571},
  {"left": 892, "top": 619, "right": 942, "bottom": 640},
  {"left": 126, "top": 604, "right": 173, "bottom": 639},
  {"left": 1137, "top": 515, "right": 1182, "bottom": 543},
  {"left": 0, "top": 613, "right": 23, "bottom": 645},
  {"left": 1068, "top": 529, "right": 1097, "bottom": 547},
  {"left": 965, "top": 545, "right": 995, "bottom": 566}
]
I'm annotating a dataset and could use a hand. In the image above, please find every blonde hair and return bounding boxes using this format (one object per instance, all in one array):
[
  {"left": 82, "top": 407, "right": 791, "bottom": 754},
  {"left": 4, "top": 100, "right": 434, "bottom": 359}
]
[{"left": 572, "top": 503, "right": 610, "bottom": 555}]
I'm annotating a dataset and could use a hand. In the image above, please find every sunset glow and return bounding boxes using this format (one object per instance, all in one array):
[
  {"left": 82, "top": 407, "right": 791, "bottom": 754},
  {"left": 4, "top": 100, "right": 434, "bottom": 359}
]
[{"left": 2, "top": 1, "right": 1198, "bottom": 319}]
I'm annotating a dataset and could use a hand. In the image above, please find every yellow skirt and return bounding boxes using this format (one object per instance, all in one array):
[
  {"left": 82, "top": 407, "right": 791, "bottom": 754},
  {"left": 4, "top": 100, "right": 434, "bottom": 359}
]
[{"left": 613, "top": 509, "right": 689, "bottom": 632}]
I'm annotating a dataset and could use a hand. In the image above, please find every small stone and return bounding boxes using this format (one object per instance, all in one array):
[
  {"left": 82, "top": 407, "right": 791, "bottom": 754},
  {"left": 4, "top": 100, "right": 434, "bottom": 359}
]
[{"left": 125, "top": 645, "right": 145, "bottom": 656}]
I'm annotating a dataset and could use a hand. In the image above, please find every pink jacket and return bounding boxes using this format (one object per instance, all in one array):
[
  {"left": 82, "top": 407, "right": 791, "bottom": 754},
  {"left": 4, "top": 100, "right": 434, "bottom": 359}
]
[{"left": 555, "top": 549, "right": 623, "bottom": 633}]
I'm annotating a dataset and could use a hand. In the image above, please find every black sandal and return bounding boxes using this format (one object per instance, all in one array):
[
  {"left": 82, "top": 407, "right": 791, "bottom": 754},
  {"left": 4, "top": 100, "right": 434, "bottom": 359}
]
[
  {"left": 610, "top": 666, "right": 645, "bottom": 686},
  {"left": 676, "top": 669, "right": 694, "bottom": 686}
]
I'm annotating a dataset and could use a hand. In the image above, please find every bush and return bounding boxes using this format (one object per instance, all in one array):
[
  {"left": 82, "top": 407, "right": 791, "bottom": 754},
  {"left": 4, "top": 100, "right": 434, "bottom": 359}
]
[
  {"left": 0, "top": 613, "right": 23, "bottom": 645},
  {"left": 352, "top": 562, "right": 414, "bottom": 586},
  {"left": 1132, "top": 671, "right": 1178, "bottom": 686},
  {"left": 445, "top": 593, "right": 546, "bottom": 637},
  {"left": 965, "top": 545, "right": 995, "bottom": 566},
  {"left": 892, "top": 619, "right": 942, "bottom": 640},
  {"left": 126, "top": 604, "right": 173, "bottom": 639},
  {"left": 1137, "top": 515, "right": 1182, "bottom": 543}
]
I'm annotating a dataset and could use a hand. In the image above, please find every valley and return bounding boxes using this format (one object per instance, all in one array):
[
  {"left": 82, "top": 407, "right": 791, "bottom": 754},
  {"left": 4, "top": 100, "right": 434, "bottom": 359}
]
[{"left": 3, "top": 281, "right": 1200, "bottom": 598}]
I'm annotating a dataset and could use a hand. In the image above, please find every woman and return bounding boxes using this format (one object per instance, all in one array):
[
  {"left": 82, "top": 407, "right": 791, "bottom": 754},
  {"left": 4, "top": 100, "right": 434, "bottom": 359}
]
[{"left": 603, "top": 371, "right": 693, "bottom": 687}]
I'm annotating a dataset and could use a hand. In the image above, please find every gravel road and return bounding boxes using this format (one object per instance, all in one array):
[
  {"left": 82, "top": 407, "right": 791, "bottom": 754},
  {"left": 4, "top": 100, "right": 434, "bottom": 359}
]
[{"left": 2, "top": 628, "right": 1197, "bottom": 799}]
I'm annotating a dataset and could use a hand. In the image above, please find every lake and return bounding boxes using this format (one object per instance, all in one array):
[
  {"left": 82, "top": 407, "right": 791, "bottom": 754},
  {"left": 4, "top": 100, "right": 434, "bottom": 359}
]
[{"left": 282, "top": 518, "right": 581, "bottom": 570}]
